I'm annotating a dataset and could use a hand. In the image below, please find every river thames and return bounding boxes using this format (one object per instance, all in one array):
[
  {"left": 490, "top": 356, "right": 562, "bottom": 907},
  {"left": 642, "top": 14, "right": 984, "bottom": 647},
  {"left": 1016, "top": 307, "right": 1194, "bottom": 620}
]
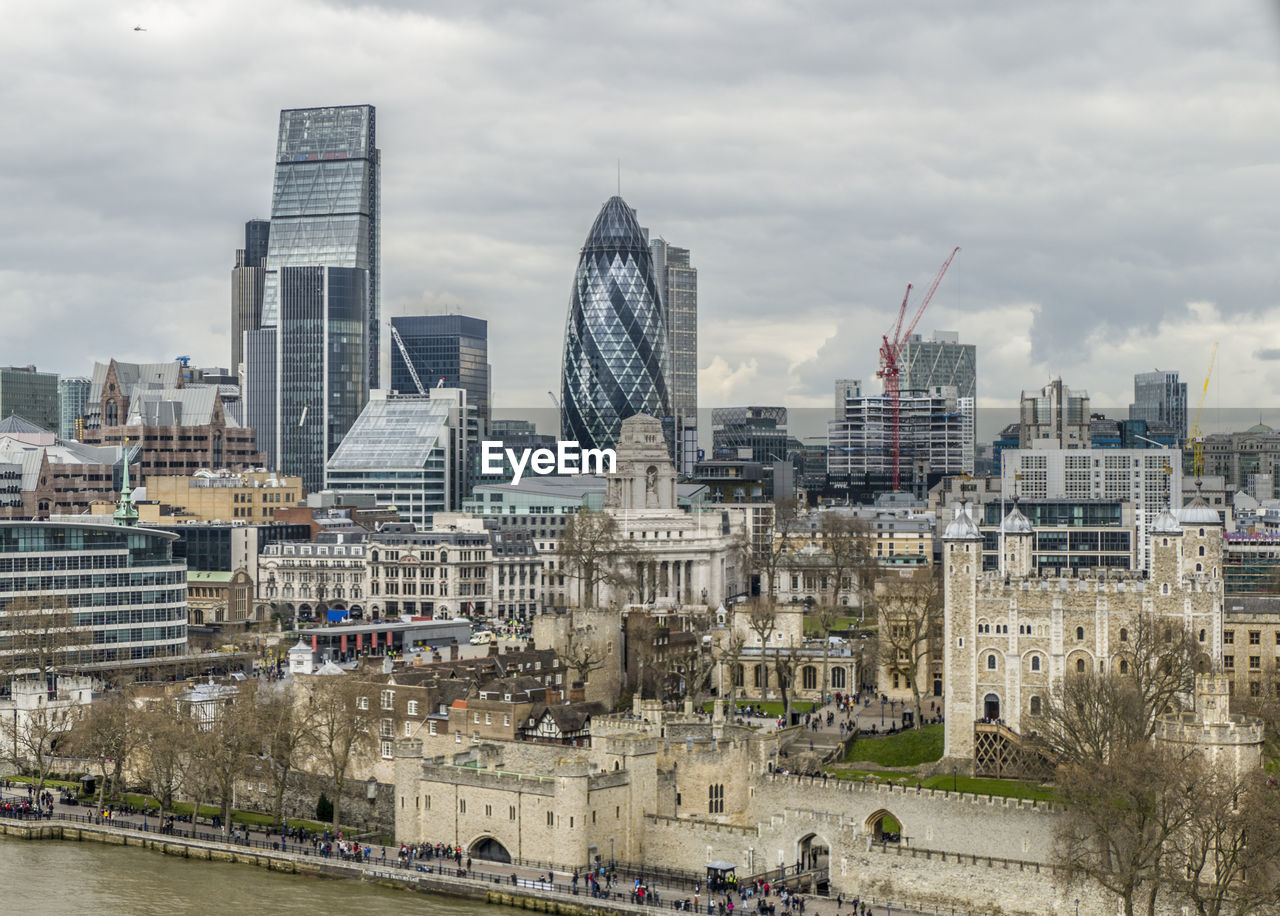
[{"left": 0, "top": 837, "right": 509, "bottom": 916}]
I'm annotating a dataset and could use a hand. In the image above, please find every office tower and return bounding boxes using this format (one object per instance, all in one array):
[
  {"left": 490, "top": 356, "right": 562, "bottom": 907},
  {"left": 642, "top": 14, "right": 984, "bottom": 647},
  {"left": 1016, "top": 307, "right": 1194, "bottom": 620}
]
[
  {"left": 834, "top": 379, "right": 863, "bottom": 417},
  {"left": 389, "top": 314, "right": 490, "bottom": 423},
  {"left": 1019, "top": 378, "right": 1091, "bottom": 448},
  {"left": 900, "top": 331, "right": 976, "bottom": 400},
  {"left": 58, "top": 376, "right": 90, "bottom": 440},
  {"left": 561, "top": 196, "right": 670, "bottom": 452},
  {"left": 260, "top": 105, "right": 380, "bottom": 390},
  {"left": 1130, "top": 369, "right": 1188, "bottom": 443},
  {"left": 650, "top": 236, "right": 698, "bottom": 474},
  {"left": 326, "top": 388, "right": 478, "bottom": 527},
  {"left": 231, "top": 218, "right": 270, "bottom": 374},
  {"left": 827, "top": 388, "right": 973, "bottom": 490},
  {"left": 0, "top": 365, "right": 60, "bottom": 433}
]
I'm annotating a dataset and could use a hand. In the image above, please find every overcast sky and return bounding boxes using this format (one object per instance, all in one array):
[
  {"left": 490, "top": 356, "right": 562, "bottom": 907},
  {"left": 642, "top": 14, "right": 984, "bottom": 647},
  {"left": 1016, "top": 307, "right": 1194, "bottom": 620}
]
[{"left": 3, "top": 1, "right": 1279, "bottom": 429}]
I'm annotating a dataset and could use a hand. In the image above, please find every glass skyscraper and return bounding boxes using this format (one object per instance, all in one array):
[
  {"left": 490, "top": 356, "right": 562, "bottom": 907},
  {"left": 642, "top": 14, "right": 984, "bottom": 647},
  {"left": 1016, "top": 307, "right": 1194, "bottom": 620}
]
[
  {"left": 58, "top": 376, "right": 91, "bottom": 440},
  {"left": 650, "top": 236, "right": 698, "bottom": 474},
  {"left": 560, "top": 196, "right": 670, "bottom": 452},
  {"left": 231, "top": 218, "right": 270, "bottom": 376},
  {"left": 1130, "top": 369, "right": 1187, "bottom": 443},
  {"left": 260, "top": 105, "right": 380, "bottom": 390},
  {"left": 390, "top": 314, "right": 490, "bottom": 423}
]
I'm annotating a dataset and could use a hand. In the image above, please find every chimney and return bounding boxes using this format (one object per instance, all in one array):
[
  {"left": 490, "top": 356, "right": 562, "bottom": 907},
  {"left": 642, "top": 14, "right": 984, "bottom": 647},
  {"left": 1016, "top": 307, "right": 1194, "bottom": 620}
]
[
  {"left": 547, "top": 685, "right": 562, "bottom": 705},
  {"left": 449, "top": 638, "right": 459, "bottom": 661},
  {"left": 488, "top": 640, "right": 499, "bottom": 657},
  {"left": 569, "top": 681, "right": 585, "bottom": 703}
]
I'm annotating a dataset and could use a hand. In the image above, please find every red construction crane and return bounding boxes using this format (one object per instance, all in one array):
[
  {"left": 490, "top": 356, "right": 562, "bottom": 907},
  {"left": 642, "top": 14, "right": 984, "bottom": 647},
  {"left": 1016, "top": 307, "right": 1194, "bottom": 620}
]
[{"left": 876, "top": 247, "right": 960, "bottom": 490}]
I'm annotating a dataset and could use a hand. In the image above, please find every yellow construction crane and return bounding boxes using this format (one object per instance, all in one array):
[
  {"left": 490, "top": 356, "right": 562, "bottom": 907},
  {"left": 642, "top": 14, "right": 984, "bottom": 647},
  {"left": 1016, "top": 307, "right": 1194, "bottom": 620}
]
[{"left": 1189, "top": 342, "right": 1218, "bottom": 479}]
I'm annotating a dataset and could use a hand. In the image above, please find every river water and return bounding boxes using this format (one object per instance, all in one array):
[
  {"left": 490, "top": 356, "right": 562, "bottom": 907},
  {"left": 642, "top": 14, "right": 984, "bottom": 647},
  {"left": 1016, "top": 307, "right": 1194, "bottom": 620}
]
[{"left": 0, "top": 837, "right": 509, "bottom": 916}]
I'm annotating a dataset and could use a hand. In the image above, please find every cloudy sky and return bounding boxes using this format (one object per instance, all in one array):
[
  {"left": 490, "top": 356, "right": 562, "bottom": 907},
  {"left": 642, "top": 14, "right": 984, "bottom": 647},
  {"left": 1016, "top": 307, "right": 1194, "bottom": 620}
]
[{"left": 4, "top": 1, "right": 1279, "bottom": 432}]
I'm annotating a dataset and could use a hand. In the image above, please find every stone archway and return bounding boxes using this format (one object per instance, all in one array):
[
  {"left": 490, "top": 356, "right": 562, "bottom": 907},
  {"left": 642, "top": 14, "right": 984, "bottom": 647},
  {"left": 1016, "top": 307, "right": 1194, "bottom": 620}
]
[
  {"left": 469, "top": 835, "right": 512, "bottom": 863},
  {"left": 797, "top": 832, "right": 830, "bottom": 872},
  {"left": 983, "top": 692, "right": 1001, "bottom": 721},
  {"left": 865, "top": 809, "right": 902, "bottom": 845}
]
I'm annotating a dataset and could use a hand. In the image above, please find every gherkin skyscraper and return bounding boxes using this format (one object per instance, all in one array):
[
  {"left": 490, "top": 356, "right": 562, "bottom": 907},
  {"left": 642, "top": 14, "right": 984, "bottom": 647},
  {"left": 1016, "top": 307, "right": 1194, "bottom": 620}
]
[{"left": 560, "top": 196, "right": 671, "bottom": 452}]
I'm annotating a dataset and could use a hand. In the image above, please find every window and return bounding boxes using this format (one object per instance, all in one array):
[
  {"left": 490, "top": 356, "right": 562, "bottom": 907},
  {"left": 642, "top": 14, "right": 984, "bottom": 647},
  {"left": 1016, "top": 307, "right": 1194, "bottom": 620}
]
[
  {"left": 429, "top": 721, "right": 437, "bottom": 735},
  {"left": 357, "top": 696, "right": 369, "bottom": 710},
  {"left": 459, "top": 800, "right": 466, "bottom": 814},
  {"left": 404, "top": 721, "right": 412, "bottom": 737},
  {"left": 831, "top": 667, "right": 846, "bottom": 689},
  {"left": 1120, "top": 660, "right": 1129, "bottom": 675},
  {"left": 1077, "top": 659, "right": 1086, "bottom": 673},
  {"left": 1031, "top": 656, "right": 1041, "bottom": 672},
  {"left": 407, "top": 700, "right": 418, "bottom": 716},
  {"left": 1029, "top": 696, "right": 1042, "bottom": 716},
  {"left": 509, "top": 806, "right": 516, "bottom": 820},
  {"left": 1119, "top": 628, "right": 1128, "bottom": 642},
  {"left": 987, "top": 654, "right": 997, "bottom": 670},
  {"left": 802, "top": 666, "right": 817, "bottom": 690},
  {"left": 1224, "top": 655, "right": 1235, "bottom": 669},
  {"left": 1224, "top": 631, "right": 1235, "bottom": 645},
  {"left": 1250, "top": 656, "right": 1261, "bottom": 669},
  {"left": 455, "top": 731, "right": 462, "bottom": 743},
  {"left": 546, "top": 811, "right": 554, "bottom": 827},
  {"left": 380, "top": 719, "right": 393, "bottom": 738},
  {"left": 1250, "top": 682, "right": 1261, "bottom": 697},
  {"left": 1076, "top": 626, "right": 1084, "bottom": 641},
  {"left": 1200, "top": 629, "right": 1206, "bottom": 643},
  {"left": 381, "top": 741, "right": 393, "bottom": 759},
  {"left": 1249, "top": 631, "right": 1261, "bottom": 645},
  {"left": 709, "top": 784, "right": 725, "bottom": 814}
]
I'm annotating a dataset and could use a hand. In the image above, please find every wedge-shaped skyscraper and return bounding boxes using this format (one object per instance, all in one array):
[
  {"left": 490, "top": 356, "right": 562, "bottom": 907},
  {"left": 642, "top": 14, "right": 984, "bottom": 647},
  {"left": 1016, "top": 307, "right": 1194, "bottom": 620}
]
[{"left": 560, "top": 196, "right": 670, "bottom": 452}]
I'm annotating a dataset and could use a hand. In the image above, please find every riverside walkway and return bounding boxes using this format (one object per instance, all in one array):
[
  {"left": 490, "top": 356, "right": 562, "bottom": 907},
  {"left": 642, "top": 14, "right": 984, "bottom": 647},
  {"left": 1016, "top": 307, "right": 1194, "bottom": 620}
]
[{"left": 0, "top": 790, "right": 949, "bottom": 916}]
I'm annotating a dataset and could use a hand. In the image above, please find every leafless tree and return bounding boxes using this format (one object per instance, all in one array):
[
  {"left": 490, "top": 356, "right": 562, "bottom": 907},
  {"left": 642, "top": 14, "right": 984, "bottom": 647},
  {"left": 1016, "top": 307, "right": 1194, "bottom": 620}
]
[
  {"left": 1165, "top": 763, "right": 1280, "bottom": 916},
  {"left": 555, "top": 510, "right": 636, "bottom": 608},
  {"left": 720, "top": 627, "right": 747, "bottom": 709},
  {"left": 757, "top": 497, "right": 801, "bottom": 604},
  {"left": 67, "top": 690, "right": 137, "bottom": 810},
  {"left": 562, "top": 627, "right": 609, "bottom": 687},
  {"left": 1054, "top": 741, "right": 1200, "bottom": 916},
  {"left": 304, "top": 675, "right": 373, "bottom": 829},
  {"left": 253, "top": 682, "right": 314, "bottom": 825},
  {"left": 134, "top": 700, "right": 186, "bottom": 821},
  {"left": 876, "top": 569, "right": 942, "bottom": 728},
  {"left": 0, "top": 594, "right": 77, "bottom": 682}
]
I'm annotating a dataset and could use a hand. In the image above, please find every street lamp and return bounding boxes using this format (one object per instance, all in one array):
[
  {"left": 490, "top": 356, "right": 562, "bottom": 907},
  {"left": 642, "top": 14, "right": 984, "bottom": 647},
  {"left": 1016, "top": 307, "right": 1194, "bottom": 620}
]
[
  {"left": 610, "top": 837, "right": 615, "bottom": 870},
  {"left": 880, "top": 697, "right": 886, "bottom": 726},
  {"left": 951, "top": 765, "right": 958, "bottom": 793}
]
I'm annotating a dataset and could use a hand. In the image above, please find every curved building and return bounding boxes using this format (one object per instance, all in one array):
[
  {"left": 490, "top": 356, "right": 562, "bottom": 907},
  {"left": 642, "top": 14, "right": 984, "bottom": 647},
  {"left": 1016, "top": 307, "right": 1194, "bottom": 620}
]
[{"left": 560, "top": 196, "right": 670, "bottom": 451}]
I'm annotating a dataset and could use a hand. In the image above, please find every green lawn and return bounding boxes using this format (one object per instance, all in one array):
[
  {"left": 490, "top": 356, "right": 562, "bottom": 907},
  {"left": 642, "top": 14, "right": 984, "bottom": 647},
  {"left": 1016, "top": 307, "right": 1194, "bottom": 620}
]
[
  {"left": 827, "top": 767, "right": 1055, "bottom": 802},
  {"left": 802, "top": 616, "right": 863, "bottom": 635},
  {"left": 843, "top": 723, "right": 944, "bottom": 767}
]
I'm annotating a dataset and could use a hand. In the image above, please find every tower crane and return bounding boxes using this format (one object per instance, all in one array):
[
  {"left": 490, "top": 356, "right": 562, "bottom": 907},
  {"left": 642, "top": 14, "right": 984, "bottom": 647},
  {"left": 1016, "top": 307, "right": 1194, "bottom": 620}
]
[
  {"left": 1189, "top": 342, "right": 1218, "bottom": 480},
  {"left": 390, "top": 325, "right": 427, "bottom": 396},
  {"left": 547, "top": 391, "right": 561, "bottom": 410},
  {"left": 876, "top": 247, "right": 960, "bottom": 491}
]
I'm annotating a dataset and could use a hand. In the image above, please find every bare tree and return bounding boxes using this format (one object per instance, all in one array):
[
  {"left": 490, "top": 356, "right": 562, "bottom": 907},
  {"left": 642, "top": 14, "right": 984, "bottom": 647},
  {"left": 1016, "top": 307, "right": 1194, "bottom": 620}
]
[
  {"left": 253, "top": 683, "right": 314, "bottom": 825},
  {"left": 876, "top": 569, "right": 942, "bottom": 728},
  {"left": 0, "top": 594, "right": 77, "bottom": 682},
  {"left": 3, "top": 684, "right": 79, "bottom": 796},
  {"left": 757, "top": 497, "right": 801, "bottom": 604},
  {"left": 1165, "top": 763, "right": 1280, "bottom": 916},
  {"left": 67, "top": 691, "right": 137, "bottom": 811},
  {"left": 304, "top": 675, "right": 373, "bottom": 829},
  {"left": 819, "top": 513, "right": 874, "bottom": 614},
  {"left": 562, "top": 627, "right": 609, "bottom": 687},
  {"left": 194, "top": 693, "right": 261, "bottom": 836},
  {"left": 555, "top": 510, "right": 636, "bottom": 608},
  {"left": 1040, "top": 615, "right": 1201, "bottom": 764},
  {"left": 719, "top": 628, "right": 747, "bottom": 710},
  {"left": 134, "top": 700, "right": 186, "bottom": 821},
  {"left": 1054, "top": 741, "right": 1199, "bottom": 916}
]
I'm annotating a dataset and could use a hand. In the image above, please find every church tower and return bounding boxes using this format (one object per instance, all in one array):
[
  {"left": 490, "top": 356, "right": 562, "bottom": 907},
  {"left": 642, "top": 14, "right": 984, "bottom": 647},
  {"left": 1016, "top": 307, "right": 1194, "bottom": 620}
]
[{"left": 605, "top": 414, "right": 677, "bottom": 512}]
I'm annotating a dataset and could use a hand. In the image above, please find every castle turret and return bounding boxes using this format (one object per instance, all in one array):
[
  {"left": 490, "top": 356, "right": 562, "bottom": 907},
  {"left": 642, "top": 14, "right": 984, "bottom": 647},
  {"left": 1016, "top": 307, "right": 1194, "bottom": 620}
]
[
  {"left": 1176, "top": 484, "right": 1222, "bottom": 581},
  {"left": 942, "top": 501, "right": 983, "bottom": 764},
  {"left": 998, "top": 502, "right": 1034, "bottom": 578},
  {"left": 1149, "top": 507, "right": 1182, "bottom": 588}
]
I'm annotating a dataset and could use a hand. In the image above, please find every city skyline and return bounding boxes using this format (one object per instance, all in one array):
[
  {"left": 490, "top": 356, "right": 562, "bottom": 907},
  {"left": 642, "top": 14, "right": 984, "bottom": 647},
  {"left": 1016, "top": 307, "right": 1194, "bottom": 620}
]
[{"left": 4, "top": 2, "right": 1280, "bottom": 416}]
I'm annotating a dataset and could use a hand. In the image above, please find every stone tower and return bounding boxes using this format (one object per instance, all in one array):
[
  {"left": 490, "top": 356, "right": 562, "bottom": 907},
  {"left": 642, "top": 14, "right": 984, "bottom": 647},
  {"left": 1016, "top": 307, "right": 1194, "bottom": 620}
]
[
  {"left": 942, "top": 501, "right": 983, "bottom": 764},
  {"left": 605, "top": 413, "right": 678, "bottom": 511},
  {"left": 998, "top": 503, "right": 1034, "bottom": 578}
]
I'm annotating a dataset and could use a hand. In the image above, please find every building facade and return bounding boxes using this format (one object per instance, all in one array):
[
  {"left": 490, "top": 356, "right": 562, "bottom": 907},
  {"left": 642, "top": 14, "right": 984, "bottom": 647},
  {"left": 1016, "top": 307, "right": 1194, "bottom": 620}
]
[
  {"left": 828, "top": 389, "right": 974, "bottom": 488},
  {"left": 389, "top": 314, "right": 490, "bottom": 424},
  {"left": 57, "top": 377, "right": 90, "bottom": 441},
  {"left": 144, "top": 470, "right": 303, "bottom": 523},
  {"left": 560, "top": 197, "right": 670, "bottom": 453},
  {"left": 649, "top": 236, "right": 697, "bottom": 475},
  {"left": 0, "top": 366, "right": 59, "bottom": 434},
  {"left": 1130, "top": 369, "right": 1187, "bottom": 444},
  {"left": 1018, "top": 378, "right": 1090, "bottom": 449},
  {"left": 900, "top": 331, "right": 976, "bottom": 401},
  {"left": 260, "top": 105, "right": 380, "bottom": 391},
  {"left": 231, "top": 218, "right": 270, "bottom": 376}
]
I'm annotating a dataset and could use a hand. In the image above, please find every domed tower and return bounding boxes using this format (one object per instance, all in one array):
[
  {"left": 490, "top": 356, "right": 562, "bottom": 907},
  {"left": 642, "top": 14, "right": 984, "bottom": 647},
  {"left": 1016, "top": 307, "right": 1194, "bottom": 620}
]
[
  {"left": 1148, "top": 506, "right": 1183, "bottom": 588},
  {"left": 942, "top": 501, "right": 984, "bottom": 764},
  {"left": 998, "top": 502, "right": 1034, "bottom": 578},
  {"left": 1176, "top": 483, "right": 1223, "bottom": 580},
  {"left": 560, "top": 196, "right": 671, "bottom": 452}
]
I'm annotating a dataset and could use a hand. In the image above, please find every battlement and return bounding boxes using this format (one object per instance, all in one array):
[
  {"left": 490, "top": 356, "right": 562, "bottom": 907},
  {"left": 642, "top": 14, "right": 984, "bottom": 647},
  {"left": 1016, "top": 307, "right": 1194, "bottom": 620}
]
[
  {"left": 761, "top": 772, "right": 1056, "bottom": 813},
  {"left": 419, "top": 762, "right": 559, "bottom": 795},
  {"left": 1154, "top": 714, "right": 1266, "bottom": 747}
]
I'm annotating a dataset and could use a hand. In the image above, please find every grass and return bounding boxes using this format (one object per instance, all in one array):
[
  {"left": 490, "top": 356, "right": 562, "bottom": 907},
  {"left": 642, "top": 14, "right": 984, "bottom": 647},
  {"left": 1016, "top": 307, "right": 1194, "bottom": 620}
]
[
  {"left": 802, "top": 615, "right": 863, "bottom": 635},
  {"left": 826, "top": 767, "right": 1055, "bottom": 802},
  {"left": 843, "top": 723, "right": 944, "bottom": 767}
]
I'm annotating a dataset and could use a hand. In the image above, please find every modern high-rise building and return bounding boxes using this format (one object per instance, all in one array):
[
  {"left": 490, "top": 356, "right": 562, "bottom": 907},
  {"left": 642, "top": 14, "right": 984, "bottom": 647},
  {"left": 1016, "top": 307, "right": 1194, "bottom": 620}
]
[
  {"left": 231, "top": 218, "right": 270, "bottom": 375},
  {"left": 1019, "top": 378, "right": 1091, "bottom": 448},
  {"left": 560, "top": 196, "right": 670, "bottom": 452},
  {"left": 900, "top": 331, "right": 976, "bottom": 400},
  {"left": 0, "top": 366, "right": 59, "bottom": 433},
  {"left": 389, "top": 314, "right": 490, "bottom": 423},
  {"left": 58, "top": 376, "right": 90, "bottom": 440},
  {"left": 1130, "top": 369, "right": 1187, "bottom": 443},
  {"left": 259, "top": 105, "right": 380, "bottom": 390},
  {"left": 650, "top": 236, "right": 697, "bottom": 474}
]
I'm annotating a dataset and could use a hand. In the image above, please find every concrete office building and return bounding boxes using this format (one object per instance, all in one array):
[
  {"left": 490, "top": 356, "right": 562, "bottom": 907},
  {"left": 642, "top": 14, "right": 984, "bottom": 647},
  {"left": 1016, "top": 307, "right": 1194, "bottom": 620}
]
[
  {"left": 389, "top": 314, "right": 490, "bottom": 424},
  {"left": 0, "top": 366, "right": 59, "bottom": 434},
  {"left": 1018, "top": 378, "right": 1091, "bottom": 448},
  {"left": 828, "top": 388, "right": 974, "bottom": 490}
]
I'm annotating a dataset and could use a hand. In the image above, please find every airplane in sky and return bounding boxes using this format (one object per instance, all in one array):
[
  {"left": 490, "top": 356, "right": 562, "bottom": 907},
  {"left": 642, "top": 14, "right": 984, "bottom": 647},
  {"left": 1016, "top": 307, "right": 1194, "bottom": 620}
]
[{"left": 133, "top": 25, "right": 146, "bottom": 31}]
